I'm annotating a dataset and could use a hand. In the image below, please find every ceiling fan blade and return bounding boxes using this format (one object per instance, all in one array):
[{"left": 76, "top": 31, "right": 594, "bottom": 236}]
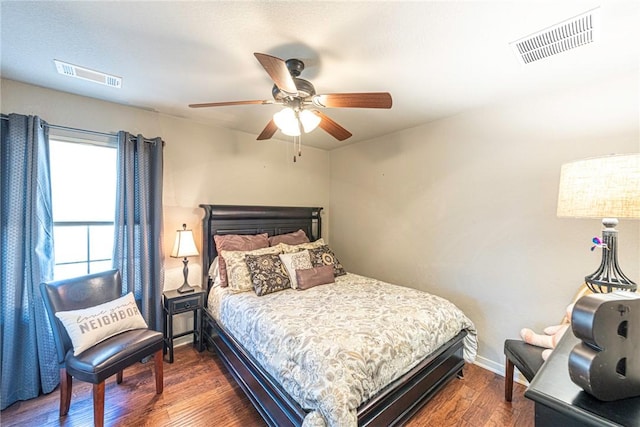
[
  {"left": 254, "top": 52, "right": 298, "bottom": 95},
  {"left": 312, "top": 92, "right": 392, "bottom": 109},
  {"left": 313, "top": 111, "right": 352, "bottom": 141},
  {"left": 189, "top": 100, "right": 272, "bottom": 108},
  {"left": 256, "top": 119, "right": 278, "bottom": 140}
]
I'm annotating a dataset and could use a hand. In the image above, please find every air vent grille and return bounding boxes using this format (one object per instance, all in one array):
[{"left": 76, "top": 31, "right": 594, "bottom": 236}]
[
  {"left": 510, "top": 7, "right": 600, "bottom": 65},
  {"left": 54, "top": 60, "right": 122, "bottom": 88}
]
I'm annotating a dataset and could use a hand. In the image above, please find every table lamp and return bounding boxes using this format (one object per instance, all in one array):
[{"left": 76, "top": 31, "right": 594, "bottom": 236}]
[
  {"left": 170, "top": 224, "right": 199, "bottom": 293},
  {"left": 557, "top": 153, "right": 640, "bottom": 293}
]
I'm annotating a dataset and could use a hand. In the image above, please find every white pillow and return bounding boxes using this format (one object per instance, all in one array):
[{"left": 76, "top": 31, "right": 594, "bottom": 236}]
[
  {"left": 55, "top": 292, "right": 148, "bottom": 356},
  {"left": 279, "top": 250, "right": 313, "bottom": 289},
  {"left": 208, "top": 256, "right": 222, "bottom": 287}
]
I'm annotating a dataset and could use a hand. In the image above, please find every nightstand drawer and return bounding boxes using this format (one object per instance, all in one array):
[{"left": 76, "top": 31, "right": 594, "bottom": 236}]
[{"left": 168, "top": 295, "right": 201, "bottom": 313}]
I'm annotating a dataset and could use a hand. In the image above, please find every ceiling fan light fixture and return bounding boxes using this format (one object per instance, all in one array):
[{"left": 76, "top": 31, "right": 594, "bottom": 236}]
[
  {"left": 273, "top": 107, "right": 300, "bottom": 136},
  {"left": 299, "top": 110, "right": 321, "bottom": 133}
]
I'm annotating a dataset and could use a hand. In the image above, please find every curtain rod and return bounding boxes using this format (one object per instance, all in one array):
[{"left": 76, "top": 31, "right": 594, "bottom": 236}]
[
  {"left": 1, "top": 114, "right": 114, "bottom": 138},
  {"left": 1, "top": 114, "right": 162, "bottom": 144},
  {"left": 47, "top": 123, "right": 115, "bottom": 138}
]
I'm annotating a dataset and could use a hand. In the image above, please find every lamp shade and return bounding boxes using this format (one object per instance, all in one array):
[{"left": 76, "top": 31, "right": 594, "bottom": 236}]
[
  {"left": 557, "top": 153, "right": 640, "bottom": 219},
  {"left": 170, "top": 225, "right": 199, "bottom": 258},
  {"left": 273, "top": 108, "right": 301, "bottom": 136},
  {"left": 299, "top": 110, "right": 321, "bottom": 133}
]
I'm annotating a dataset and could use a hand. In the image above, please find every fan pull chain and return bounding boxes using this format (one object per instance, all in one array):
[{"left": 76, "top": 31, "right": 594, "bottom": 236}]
[
  {"left": 292, "top": 135, "right": 302, "bottom": 162},
  {"left": 293, "top": 135, "right": 298, "bottom": 162}
]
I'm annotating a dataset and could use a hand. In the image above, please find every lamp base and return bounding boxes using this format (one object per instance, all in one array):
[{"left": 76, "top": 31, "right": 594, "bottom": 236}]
[
  {"left": 177, "top": 257, "right": 195, "bottom": 293},
  {"left": 176, "top": 283, "right": 195, "bottom": 294},
  {"left": 586, "top": 218, "right": 637, "bottom": 293}
]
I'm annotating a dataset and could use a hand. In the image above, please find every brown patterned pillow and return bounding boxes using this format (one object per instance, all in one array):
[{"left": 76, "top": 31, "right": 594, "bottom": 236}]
[
  {"left": 268, "top": 229, "right": 310, "bottom": 246},
  {"left": 214, "top": 233, "right": 269, "bottom": 287},
  {"left": 296, "top": 265, "right": 335, "bottom": 290},
  {"left": 245, "top": 253, "right": 291, "bottom": 296},
  {"left": 308, "top": 245, "right": 346, "bottom": 277},
  {"left": 221, "top": 245, "right": 285, "bottom": 293}
]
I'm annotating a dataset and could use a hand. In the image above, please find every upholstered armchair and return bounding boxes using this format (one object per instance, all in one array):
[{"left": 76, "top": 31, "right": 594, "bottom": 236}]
[{"left": 40, "top": 269, "right": 164, "bottom": 426}]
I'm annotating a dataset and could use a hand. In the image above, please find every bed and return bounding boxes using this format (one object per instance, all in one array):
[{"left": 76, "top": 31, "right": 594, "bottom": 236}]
[{"left": 199, "top": 204, "right": 477, "bottom": 427}]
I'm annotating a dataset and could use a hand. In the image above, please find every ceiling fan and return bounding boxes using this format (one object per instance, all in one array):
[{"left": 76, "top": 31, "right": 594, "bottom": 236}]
[{"left": 189, "top": 53, "right": 392, "bottom": 142}]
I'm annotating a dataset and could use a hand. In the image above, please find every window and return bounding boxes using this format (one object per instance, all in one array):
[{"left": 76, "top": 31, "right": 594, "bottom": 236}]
[{"left": 49, "top": 136, "right": 117, "bottom": 280}]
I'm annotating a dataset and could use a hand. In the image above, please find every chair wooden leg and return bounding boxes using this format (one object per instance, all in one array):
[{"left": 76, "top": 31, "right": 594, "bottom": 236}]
[
  {"left": 154, "top": 349, "right": 164, "bottom": 394},
  {"left": 505, "top": 358, "right": 515, "bottom": 402},
  {"left": 93, "top": 382, "right": 105, "bottom": 427},
  {"left": 116, "top": 370, "right": 123, "bottom": 384},
  {"left": 59, "top": 368, "right": 72, "bottom": 416}
]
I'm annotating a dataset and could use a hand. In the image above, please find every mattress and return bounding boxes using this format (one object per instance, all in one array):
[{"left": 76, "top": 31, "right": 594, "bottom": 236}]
[{"left": 206, "top": 273, "right": 477, "bottom": 427}]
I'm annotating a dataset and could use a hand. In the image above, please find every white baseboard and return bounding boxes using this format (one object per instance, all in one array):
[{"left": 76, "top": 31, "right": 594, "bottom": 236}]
[
  {"left": 473, "top": 355, "right": 529, "bottom": 386},
  {"left": 173, "top": 335, "right": 194, "bottom": 348}
]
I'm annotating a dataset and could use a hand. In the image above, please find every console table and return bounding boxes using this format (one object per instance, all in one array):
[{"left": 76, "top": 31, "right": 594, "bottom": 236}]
[{"left": 525, "top": 328, "right": 640, "bottom": 426}]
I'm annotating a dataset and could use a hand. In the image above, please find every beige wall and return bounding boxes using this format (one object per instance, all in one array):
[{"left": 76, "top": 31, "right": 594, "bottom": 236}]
[
  {"left": 1, "top": 78, "right": 330, "bottom": 335},
  {"left": 328, "top": 68, "right": 640, "bottom": 372},
  {"left": 3, "top": 71, "right": 639, "bottom": 373}
]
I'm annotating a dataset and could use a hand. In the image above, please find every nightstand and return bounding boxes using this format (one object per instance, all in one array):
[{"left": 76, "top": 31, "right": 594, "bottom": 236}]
[
  {"left": 526, "top": 329, "right": 640, "bottom": 426},
  {"left": 162, "top": 287, "right": 205, "bottom": 363}
]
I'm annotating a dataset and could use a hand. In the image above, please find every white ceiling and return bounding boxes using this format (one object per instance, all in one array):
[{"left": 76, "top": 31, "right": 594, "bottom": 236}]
[{"left": 1, "top": 1, "right": 639, "bottom": 150}]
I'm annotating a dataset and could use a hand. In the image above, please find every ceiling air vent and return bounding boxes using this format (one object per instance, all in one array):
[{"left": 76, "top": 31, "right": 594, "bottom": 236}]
[
  {"left": 54, "top": 60, "right": 122, "bottom": 88},
  {"left": 510, "top": 7, "right": 600, "bottom": 65}
]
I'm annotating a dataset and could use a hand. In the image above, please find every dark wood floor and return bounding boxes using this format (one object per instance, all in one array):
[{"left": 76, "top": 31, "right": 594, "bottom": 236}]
[{"left": 1, "top": 344, "right": 533, "bottom": 426}]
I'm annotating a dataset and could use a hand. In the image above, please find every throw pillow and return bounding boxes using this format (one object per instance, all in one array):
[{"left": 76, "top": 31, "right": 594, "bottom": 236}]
[
  {"left": 214, "top": 233, "right": 269, "bottom": 287},
  {"left": 55, "top": 292, "right": 148, "bottom": 356},
  {"left": 281, "top": 238, "right": 326, "bottom": 253},
  {"left": 308, "top": 245, "right": 346, "bottom": 276},
  {"left": 296, "top": 265, "right": 335, "bottom": 290},
  {"left": 279, "top": 250, "right": 313, "bottom": 289},
  {"left": 268, "top": 229, "right": 310, "bottom": 246},
  {"left": 245, "top": 253, "right": 291, "bottom": 296},
  {"left": 221, "top": 244, "right": 286, "bottom": 293}
]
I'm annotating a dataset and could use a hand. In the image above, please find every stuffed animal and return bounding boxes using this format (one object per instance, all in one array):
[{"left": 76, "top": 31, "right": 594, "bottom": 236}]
[{"left": 520, "top": 303, "right": 574, "bottom": 360}]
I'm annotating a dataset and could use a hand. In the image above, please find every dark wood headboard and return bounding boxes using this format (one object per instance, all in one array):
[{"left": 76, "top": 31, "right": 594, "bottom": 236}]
[{"left": 199, "top": 204, "right": 323, "bottom": 290}]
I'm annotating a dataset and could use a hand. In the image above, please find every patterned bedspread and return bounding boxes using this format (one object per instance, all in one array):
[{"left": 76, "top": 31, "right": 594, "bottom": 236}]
[{"left": 207, "top": 273, "right": 477, "bottom": 427}]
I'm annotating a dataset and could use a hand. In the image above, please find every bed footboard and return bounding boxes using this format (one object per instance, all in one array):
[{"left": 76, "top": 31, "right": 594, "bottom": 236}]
[{"left": 203, "top": 310, "right": 306, "bottom": 426}]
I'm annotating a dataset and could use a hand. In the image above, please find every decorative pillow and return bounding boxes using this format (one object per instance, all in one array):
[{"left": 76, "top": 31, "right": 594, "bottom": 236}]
[
  {"left": 308, "top": 245, "right": 346, "bottom": 276},
  {"left": 214, "top": 233, "right": 269, "bottom": 287},
  {"left": 221, "top": 244, "right": 285, "bottom": 293},
  {"left": 268, "top": 229, "right": 310, "bottom": 246},
  {"left": 279, "top": 250, "right": 313, "bottom": 289},
  {"left": 245, "top": 253, "right": 291, "bottom": 296},
  {"left": 281, "top": 238, "right": 326, "bottom": 254},
  {"left": 296, "top": 265, "right": 335, "bottom": 290},
  {"left": 55, "top": 293, "right": 148, "bottom": 356}
]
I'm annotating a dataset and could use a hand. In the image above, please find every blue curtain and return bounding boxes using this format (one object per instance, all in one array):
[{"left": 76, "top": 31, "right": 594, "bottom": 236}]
[
  {"left": 0, "top": 114, "right": 58, "bottom": 409},
  {"left": 112, "top": 131, "right": 164, "bottom": 332}
]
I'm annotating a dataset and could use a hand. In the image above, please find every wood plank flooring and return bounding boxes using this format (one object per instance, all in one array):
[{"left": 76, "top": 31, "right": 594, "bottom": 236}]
[{"left": 1, "top": 344, "right": 533, "bottom": 426}]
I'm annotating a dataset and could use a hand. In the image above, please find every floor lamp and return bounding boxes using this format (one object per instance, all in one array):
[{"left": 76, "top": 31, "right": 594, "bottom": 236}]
[{"left": 557, "top": 153, "right": 640, "bottom": 293}]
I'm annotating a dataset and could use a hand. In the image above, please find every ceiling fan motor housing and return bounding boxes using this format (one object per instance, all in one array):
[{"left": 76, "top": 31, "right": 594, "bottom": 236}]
[
  {"left": 285, "top": 58, "right": 304, "bottom": 76},
  {"left": 272, "top": 78, "right": 316, "bottom": 101}
]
